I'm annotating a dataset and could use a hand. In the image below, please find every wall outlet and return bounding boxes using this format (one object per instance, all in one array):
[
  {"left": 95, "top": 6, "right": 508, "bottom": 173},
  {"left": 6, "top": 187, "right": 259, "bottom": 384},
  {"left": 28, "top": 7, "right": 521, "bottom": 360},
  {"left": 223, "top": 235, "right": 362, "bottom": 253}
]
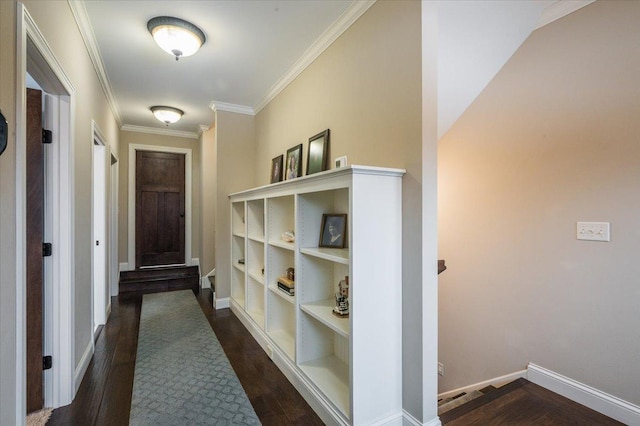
[
  {"left": 438, "top": 362, "right": 444, "bottom": 376},
  {"left": 577, "top": 222, "right": 610, "bottom": 242}
]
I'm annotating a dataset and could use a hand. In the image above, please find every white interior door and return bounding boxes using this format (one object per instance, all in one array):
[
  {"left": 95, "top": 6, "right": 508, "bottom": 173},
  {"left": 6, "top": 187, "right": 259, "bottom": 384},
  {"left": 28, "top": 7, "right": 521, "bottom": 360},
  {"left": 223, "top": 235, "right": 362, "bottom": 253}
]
[{"left": 92, "top": 141, "right": 106, "bottom": 333}]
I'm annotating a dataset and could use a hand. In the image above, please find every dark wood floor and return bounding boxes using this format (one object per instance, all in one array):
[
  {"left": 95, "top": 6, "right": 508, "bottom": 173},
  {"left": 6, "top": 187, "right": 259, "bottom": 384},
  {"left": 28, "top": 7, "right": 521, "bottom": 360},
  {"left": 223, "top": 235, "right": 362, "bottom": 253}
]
[
  {"left": 441, "top": 378, "right": 623, "bottom": 425},
  {"left": 47, "top": 288, "right": 322, "bottom": 426},
  {"left": 47, "top": 288, "right": 622, "bottom": 426}
]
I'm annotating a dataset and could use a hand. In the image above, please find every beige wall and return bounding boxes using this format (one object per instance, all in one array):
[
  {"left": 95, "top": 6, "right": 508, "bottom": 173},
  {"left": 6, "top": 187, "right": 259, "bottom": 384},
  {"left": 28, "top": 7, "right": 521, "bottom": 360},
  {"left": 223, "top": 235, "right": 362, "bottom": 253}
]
[
  {"left": 1, "top": 1, "right": 120, "bottom": 417},
  {"left": 200, "top": 126, "right": 217, "bottom": 278},
  {"left": 252, "top": 0, "right": 424, "bottom": 416},
  {"left": 215, "top": 111, "right": 256, "bottom": 300},
  {"left": 0, "top": 1, "right": 18, "bottom": 421},
  {"left": 118, "top": 130, "right": 201, "bottom": 265},
  {"left": 22, "top": 0, "right": 120, "bottom": 370},
  {"left": 438, "top": 0, "right": 640, "bottom": 405}
]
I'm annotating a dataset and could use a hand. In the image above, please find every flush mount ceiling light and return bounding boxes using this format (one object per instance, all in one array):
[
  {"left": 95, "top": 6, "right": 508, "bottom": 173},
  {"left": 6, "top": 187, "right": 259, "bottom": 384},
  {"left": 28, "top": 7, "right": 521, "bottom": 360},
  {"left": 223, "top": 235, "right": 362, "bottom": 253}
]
[
  {"left": 150, "top": 106, "right": 184, "bottom": 125},
  {"left": 147, "top": 16, "right": 206, "bottom": 61}
]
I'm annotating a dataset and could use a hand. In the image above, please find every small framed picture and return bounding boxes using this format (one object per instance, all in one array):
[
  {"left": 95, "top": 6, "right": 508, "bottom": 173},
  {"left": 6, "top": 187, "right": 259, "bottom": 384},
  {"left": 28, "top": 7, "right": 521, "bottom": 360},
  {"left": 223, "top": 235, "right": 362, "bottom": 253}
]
[
  {"left": 306, "top": 129, "right": 330, "bottom": 175},
  {"left": 319, "top": 213, "right": 347, "bottom": 248},
  {"left": 285, "top": 144, "right": 303, "bottom": 180},
  {"left": 271, "top": 154, "right": 283, "bottom": 183}
]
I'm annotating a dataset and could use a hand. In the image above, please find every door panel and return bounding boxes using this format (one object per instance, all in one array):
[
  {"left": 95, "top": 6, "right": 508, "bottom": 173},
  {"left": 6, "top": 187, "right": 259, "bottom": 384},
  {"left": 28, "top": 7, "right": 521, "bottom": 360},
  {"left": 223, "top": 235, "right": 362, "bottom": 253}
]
[
  {"left": 26, "top": 88, "right": 44, "bottom": 413},
  {"left": 135, "top": 151, "right": 185, "bottom": 267}
]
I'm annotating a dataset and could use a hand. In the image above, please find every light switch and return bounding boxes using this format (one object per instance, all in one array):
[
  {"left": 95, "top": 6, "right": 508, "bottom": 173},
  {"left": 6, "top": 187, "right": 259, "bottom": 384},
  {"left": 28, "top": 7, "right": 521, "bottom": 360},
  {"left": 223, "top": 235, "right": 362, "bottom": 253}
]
[{"left": 577, "top": 222, "right": 610, "bottom": 242}]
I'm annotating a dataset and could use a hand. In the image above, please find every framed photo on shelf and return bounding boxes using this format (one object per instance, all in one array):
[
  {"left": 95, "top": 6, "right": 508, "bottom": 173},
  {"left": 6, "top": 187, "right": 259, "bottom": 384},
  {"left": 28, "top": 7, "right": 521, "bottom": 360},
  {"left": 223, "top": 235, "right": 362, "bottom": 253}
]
[
  {"left": 306, "top": 129, "right": 330, "bottom": 175},
  {"left": 271, "top": 154, "right": 283, "bottom": 183},
  {"left": 285, "top": 144, "right": 303, "bottom": 180},
  {"left": 319, "top": 213, "right": 347, "bottom": 248}
]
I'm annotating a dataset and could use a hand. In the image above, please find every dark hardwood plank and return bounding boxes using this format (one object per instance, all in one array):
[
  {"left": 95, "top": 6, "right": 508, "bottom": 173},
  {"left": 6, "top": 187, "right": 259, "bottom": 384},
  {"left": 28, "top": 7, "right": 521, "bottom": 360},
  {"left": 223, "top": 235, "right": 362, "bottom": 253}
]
[{"left": 442, "top": 379, "right": 623, "bottom": 425}]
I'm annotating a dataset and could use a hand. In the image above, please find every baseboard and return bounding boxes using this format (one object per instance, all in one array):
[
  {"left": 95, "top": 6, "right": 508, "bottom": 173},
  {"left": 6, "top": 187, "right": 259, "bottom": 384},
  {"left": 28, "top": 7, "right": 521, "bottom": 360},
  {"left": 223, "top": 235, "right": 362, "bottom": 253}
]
[
  {"left": 369, "top": 412, "right": 403, "bottom": 426},
  {"left": 402, "top": 410, "right": 442, "bottom": 426},
  {"left": 214, "top": 296, "right": 230, "bottom": 309},
  {"left": 200, "top": 276, "right": 211, "bottom": 289},
  {"left": 438, "top": 369, "right": 527, "bottom": 400},
  {"left": 527, "top": 363, "right": 640, "bottom": 425},
  {"left": 402, "top": 410, "right": 421, "bottom": 426},
  {"left": 119, "top": 262, "right": 129, "bottom": 272},
  {"left": 74, "top": 339, "right": 94, "bottom": 394}
]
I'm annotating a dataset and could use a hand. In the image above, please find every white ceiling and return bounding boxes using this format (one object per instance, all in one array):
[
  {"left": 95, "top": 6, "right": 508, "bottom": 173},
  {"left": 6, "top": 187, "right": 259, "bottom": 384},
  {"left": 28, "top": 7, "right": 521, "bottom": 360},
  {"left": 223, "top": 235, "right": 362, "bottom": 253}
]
[
  {"left": 79, "top": 0, "right": 367, "bottom": 136},
  {"left": 77, "top": 0, "right": 594, "bottom": 139}
]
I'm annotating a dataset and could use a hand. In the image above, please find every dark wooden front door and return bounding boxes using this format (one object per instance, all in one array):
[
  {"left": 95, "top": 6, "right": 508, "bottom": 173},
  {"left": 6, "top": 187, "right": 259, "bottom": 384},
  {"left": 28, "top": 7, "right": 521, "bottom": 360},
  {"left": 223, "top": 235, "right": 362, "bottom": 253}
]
[
  {"left": 26, "top": 88, "right": 44, "bottom": 413},
  {"left": 135, "top": 151, "right": 185, "bottom": 268}
]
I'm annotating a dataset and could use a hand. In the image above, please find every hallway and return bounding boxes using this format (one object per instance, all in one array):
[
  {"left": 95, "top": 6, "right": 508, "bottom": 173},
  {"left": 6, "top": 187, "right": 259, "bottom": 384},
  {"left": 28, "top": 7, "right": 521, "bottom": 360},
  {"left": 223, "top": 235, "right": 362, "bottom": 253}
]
[{"left": 47, "top": 289, "right": 322, "bottom": 425}]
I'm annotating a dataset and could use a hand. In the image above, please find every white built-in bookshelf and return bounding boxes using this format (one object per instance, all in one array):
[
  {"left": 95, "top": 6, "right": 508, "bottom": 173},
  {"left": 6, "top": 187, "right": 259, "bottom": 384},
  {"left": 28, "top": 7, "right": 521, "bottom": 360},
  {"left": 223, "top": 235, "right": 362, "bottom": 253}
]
[{"left": 229, "top": 165, "right": 404, "bottom": 425}]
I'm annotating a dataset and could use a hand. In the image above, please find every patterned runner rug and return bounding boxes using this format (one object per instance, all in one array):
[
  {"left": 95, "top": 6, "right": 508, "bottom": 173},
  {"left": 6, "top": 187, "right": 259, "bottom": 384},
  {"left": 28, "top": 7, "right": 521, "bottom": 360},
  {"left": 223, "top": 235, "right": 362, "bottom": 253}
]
[{"left": 129, "top": 290, "right": 260, "bottom": 425}]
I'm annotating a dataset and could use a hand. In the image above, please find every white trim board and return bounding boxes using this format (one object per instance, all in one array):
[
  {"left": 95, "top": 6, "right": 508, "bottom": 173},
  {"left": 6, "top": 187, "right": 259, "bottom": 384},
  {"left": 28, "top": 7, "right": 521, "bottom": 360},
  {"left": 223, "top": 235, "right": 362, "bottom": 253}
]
[
  {"left": 121, "top": 124, "right": 198, "bottom": 140},
  {"left": 127, "top": 144, "right": 193, "bottom": 271},
  {"left": 214, "top": 297, "right": 230, "bottom": 310},
  {"left": 252, "top": 0, "right": 376, "bottom": 113},
  {"left": 527, "top": 363, "right": 640, "bottom": 425},
  {"left": 67, "top": 0, "right": 122, "bottom": 127},
  {"left": 18, "top": 3, "right": 77, "bottom": 413},
  {"left": 74, "top": 339, "right": 93, "bottom": 394}
]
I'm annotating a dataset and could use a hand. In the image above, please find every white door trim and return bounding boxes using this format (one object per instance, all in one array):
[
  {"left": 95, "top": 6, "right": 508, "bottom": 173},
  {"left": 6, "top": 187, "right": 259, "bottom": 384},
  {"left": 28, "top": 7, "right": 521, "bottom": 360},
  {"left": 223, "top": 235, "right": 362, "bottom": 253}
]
[
  {"left": 17, "top": 3, "right": 76, "bottom": 412},
  {"left": 109, "top": 148, "right": 119, "bottom": 296},
  {"left": 127, "top": 144, "right": 192, "bottom": 270}
]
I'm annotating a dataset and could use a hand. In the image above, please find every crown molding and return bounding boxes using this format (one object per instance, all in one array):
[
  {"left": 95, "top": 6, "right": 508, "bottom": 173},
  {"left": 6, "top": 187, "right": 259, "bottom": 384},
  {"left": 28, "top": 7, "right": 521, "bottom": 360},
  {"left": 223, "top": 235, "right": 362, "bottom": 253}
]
[
  {"left": 535, "top": 0, "right": 596, "bottom": 29},
  {"left": 209, "top": 101, "right": 255, "bottom": 115},
  {"left": 198, "top": 124, "right": 210, "bottom": 137},
  {"left": 121, "top": 124, "right": 199, "bottom": 140},
  {"left": 253, "top": 0, "right": 377, "bottom": 114},
  {"left": 68, "top": 0, "right": 122, "bottom": 127}
]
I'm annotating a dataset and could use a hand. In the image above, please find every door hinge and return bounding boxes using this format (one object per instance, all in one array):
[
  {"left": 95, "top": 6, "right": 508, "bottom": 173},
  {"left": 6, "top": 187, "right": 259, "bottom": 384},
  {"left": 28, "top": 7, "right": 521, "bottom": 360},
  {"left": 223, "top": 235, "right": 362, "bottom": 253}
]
[
  {"left": 42, "top": 129, "right": 52, "bottom": 144},
  {"left": 42, "top": 242, "right": 52, "bottom": 257},
  {"left": 43, "top": 355, "right": 52, "bottom": 370}
]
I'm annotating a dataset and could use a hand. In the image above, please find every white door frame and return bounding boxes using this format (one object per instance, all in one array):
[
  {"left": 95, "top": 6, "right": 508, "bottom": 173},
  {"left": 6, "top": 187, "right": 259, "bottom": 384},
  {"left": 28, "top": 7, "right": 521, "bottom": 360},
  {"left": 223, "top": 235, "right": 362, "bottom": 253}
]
[
  {"left": 109, "top": 149, "right": 119, "bottom": 296},
  {"left": 127, "top": 144, "right": 192, "bottom": 270},
  {"left": 17, "top": 3, "right": 76, "bottom": 413},
  {"left": 91, "top": 123, "right": 107, "bottom": 334}
]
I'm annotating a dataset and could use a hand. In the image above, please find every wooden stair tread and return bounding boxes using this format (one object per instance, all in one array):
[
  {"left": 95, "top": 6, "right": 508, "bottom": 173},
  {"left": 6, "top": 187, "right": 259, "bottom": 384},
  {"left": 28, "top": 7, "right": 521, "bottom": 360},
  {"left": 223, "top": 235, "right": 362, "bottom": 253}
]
[
  {"left": 119, "top": 266, "right": 199, "bottom": 293},
  {"left": 120, "top": 266, "right": 199, "bottom": 283}
]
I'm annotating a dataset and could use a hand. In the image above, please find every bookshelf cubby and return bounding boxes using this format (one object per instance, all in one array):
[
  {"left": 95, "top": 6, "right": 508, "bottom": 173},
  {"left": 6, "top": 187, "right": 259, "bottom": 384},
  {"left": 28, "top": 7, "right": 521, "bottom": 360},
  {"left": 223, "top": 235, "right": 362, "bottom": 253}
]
[{"left": 229, "top": 166, "right": 404, "bottom": 425}]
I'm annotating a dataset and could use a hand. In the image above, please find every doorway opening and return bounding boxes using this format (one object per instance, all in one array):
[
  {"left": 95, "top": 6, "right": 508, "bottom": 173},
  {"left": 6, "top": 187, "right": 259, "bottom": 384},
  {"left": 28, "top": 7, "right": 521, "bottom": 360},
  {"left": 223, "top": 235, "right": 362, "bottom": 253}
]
[
  {"left": 127, "top": 144, "right": 193, "bottom": 271},
  {"left": 18, "top": 5, "right": 76, "bottom": 417}
]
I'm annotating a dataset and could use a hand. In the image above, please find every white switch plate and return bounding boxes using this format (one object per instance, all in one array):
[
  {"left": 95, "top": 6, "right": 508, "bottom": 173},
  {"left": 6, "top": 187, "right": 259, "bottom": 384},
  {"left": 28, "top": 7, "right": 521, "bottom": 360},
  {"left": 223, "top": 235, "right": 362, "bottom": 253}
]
[
  {"left": 577, "top": 222, "right": 610, "bottom": 242},
  {"left": 438, "top": 362, "right": 444, "bottom": 376},
  {"left": 334, "top": 155, "right": 347, "bottom": 168}
]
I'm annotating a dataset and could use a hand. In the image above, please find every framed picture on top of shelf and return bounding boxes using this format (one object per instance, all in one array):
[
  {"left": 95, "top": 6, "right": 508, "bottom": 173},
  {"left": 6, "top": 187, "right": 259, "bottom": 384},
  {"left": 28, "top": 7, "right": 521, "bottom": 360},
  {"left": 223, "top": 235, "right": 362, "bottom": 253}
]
[
  {"left": 271, "top": 154, "right": 283, "bottom": 183},
  {"left": 319, "top": 213, "right": 347, "bottom": 248},
  {"left": 306, "top": 129, "right": 330, "bottom": 175},
  {"left": 285, "top": 144, "right": 303, "bottom": 180}
]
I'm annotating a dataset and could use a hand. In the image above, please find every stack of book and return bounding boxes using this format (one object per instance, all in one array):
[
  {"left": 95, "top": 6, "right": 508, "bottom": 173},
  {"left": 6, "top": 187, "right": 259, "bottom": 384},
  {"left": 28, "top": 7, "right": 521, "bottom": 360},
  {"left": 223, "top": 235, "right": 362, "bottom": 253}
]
[{"left": 277, "top": 276, "right": 295, "bottom": 296}]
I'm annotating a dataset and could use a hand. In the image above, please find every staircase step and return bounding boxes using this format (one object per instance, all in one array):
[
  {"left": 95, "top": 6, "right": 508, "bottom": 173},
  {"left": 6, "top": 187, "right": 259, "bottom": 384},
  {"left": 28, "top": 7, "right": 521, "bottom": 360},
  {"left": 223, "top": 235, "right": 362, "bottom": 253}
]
[
  {"left": 439, "top": 378, "right": 528, "bottom": 424},
  {"left": 119, "top": 266, "right": 199, "bottom": 293}
]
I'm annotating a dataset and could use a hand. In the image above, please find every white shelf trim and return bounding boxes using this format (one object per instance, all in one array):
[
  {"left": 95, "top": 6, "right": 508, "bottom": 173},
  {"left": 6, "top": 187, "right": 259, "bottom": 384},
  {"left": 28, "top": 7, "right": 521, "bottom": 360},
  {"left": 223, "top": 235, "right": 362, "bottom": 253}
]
[
  {"left": 300, "top": 247, "right": 349, "bottom": 265},
  {"left": 300, "top": 299, "right": 349, "bottom": 338},
  {"left": 268, "top": 239, "right": 295, "bottom": 251},
  {"left": 268, "top": 329, "right": 295, "bottom": 361},
  {"left": 299, "top": 355, "right": 350, "bottom": 417},
  {"left": 268, "top": 284, "right": 295, "bottom": 304}
]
